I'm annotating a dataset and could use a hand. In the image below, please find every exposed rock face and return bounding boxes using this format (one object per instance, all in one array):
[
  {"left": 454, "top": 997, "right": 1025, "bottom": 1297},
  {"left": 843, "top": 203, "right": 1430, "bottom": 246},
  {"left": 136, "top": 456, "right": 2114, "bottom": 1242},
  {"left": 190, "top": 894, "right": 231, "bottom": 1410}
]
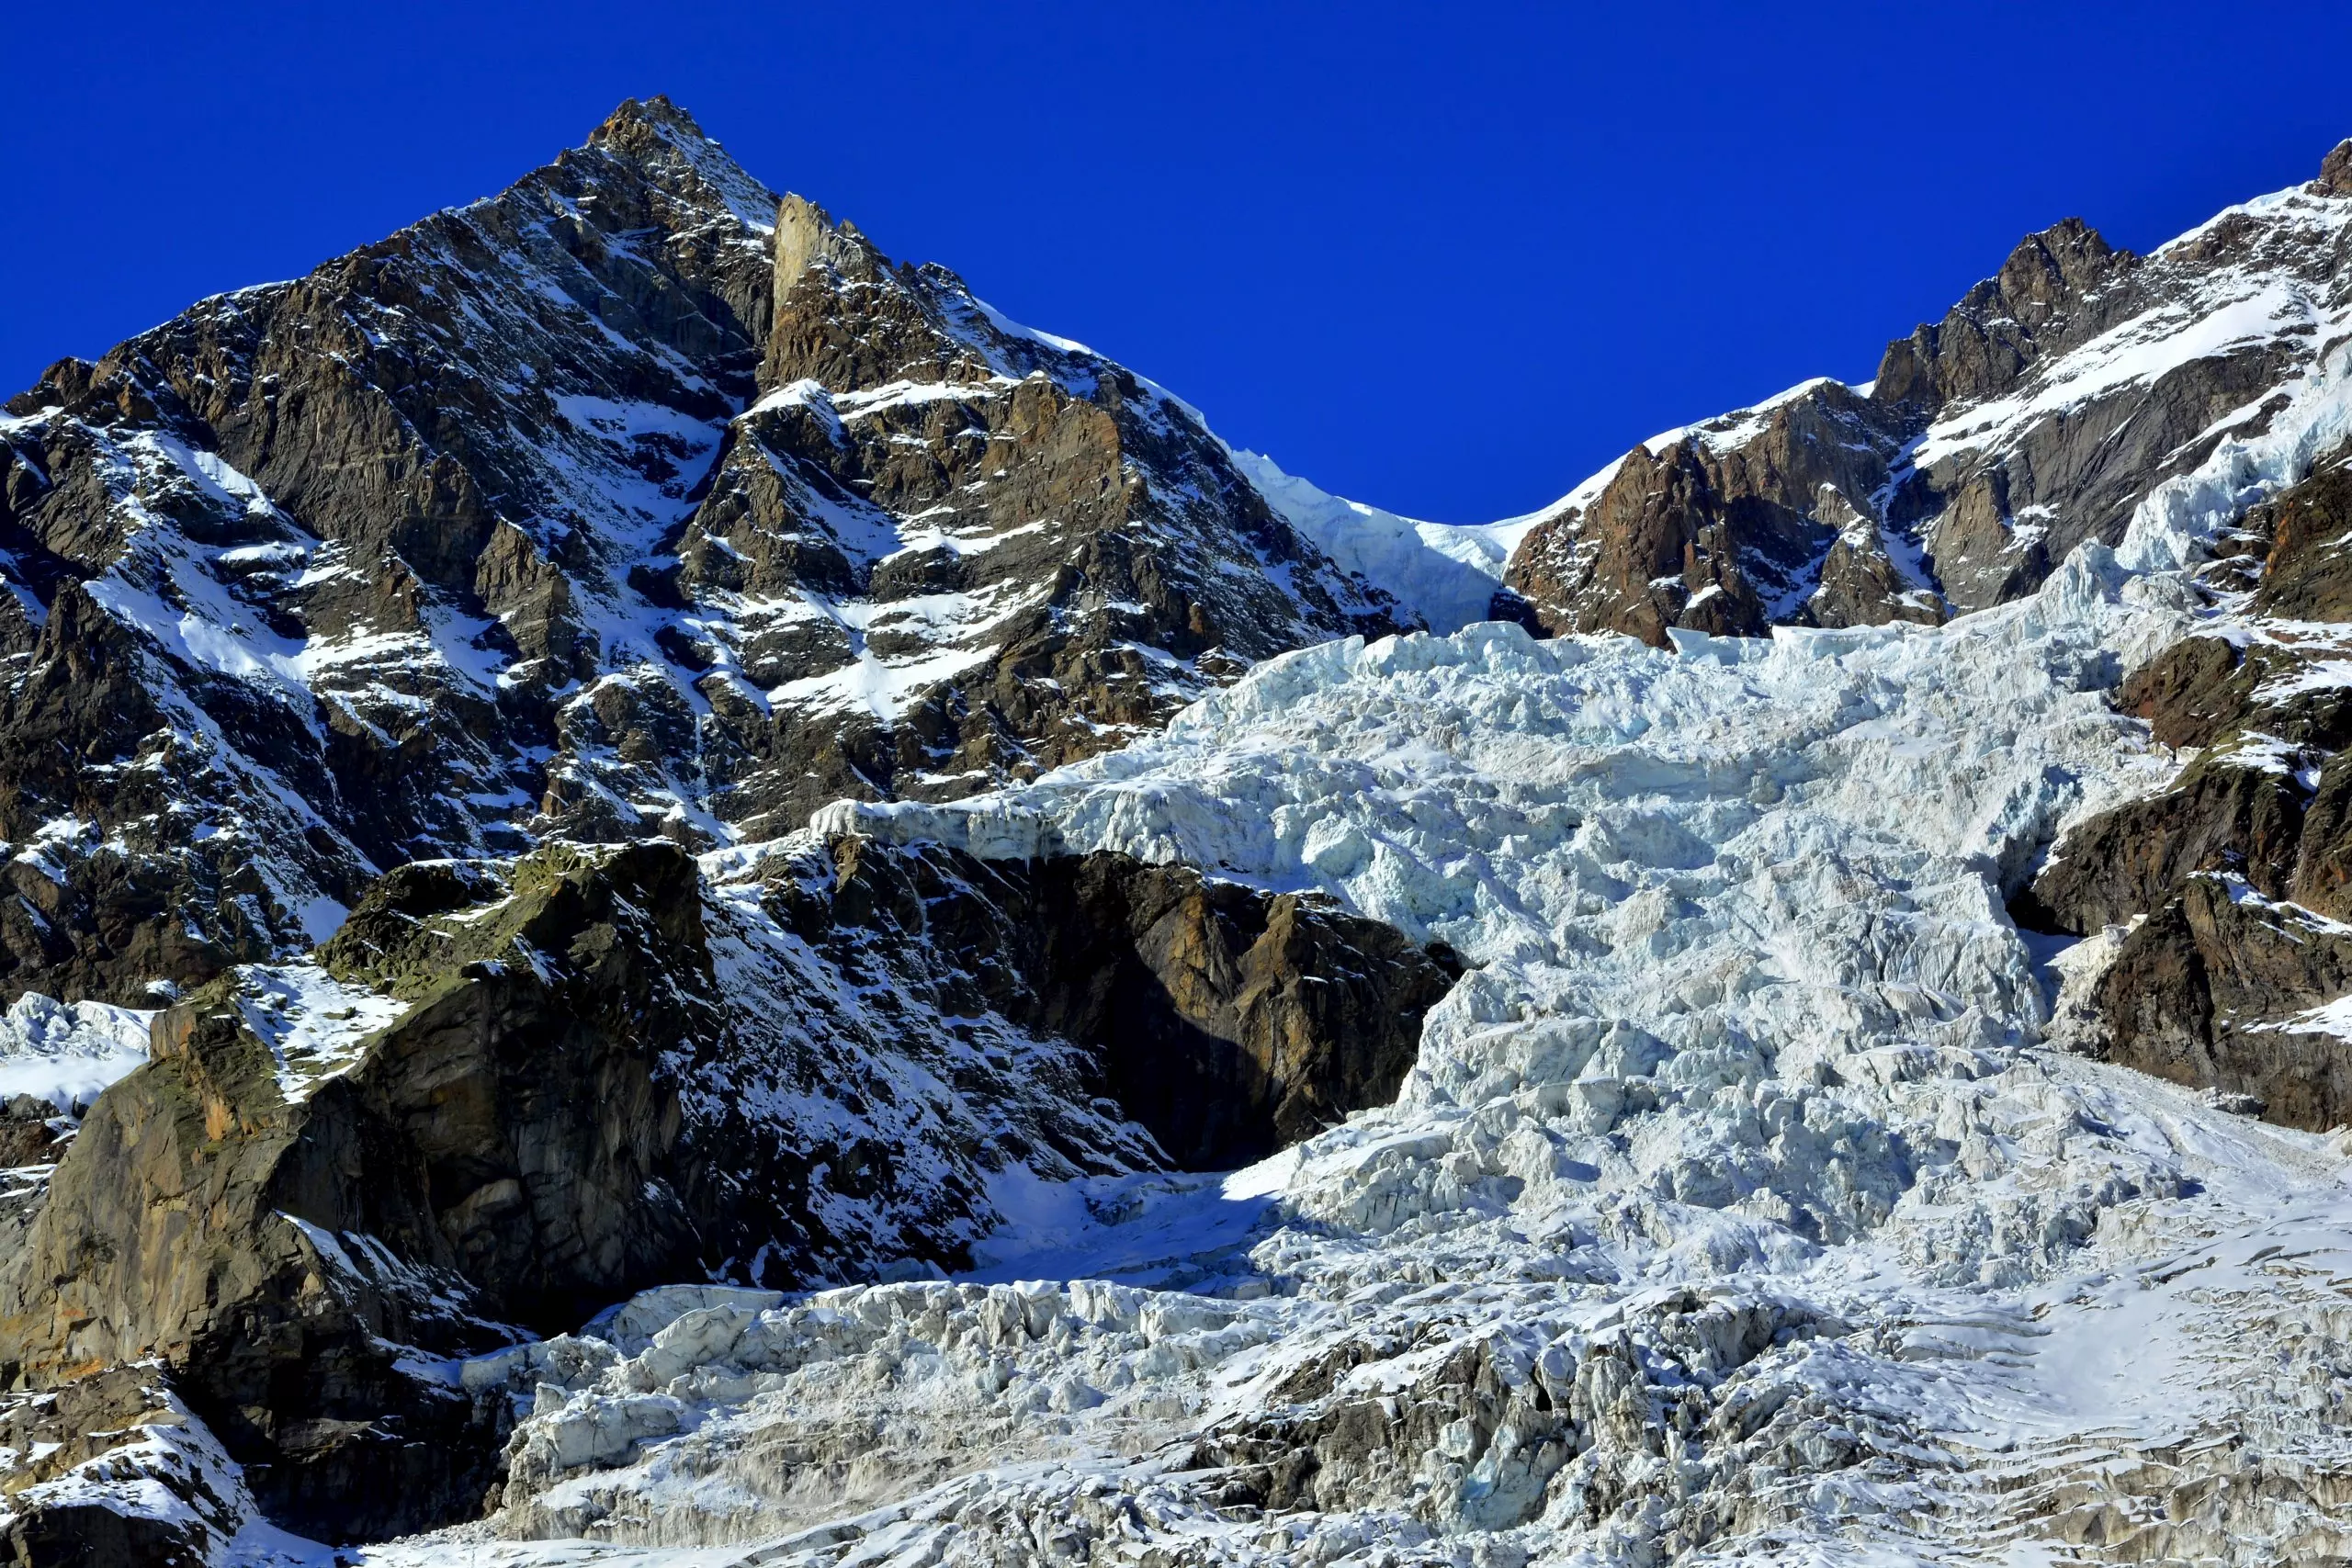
[
  {"left": 2024, "top": 737, "right": 2313, "bottom": 932},
  {"left": 1068, "top": 865, "right": 1462, "bottom": 1168},
  {"left": 0, "top": 1368, "right": 250, "bottom": 1567},
  {"left": 0, "top": 843, "right": 721, "bottom": 1539},
  {"left": 1871, "top": 218, "right": 2139, "bottom": 413},
  {"left": 2088, "top": 874, "right": 2352, "bottom": 1128},
  {"left": 1503, "top": 145, "right": 2352, "bottom": 644},
  {"left": 665, "top": 192, "right": 1403, "bottom": 838},
  {"left": 2026, "top": 454, "right": 2352, "bottom": 1126},
  {"left": 801, "top": 840, "right": 1464, "bottom": 1169},
  {"left": 1502, "top": 382, "right": 1920, "bottom": 647},
  {"left": 0, "top": 95, "right": 1408, "bottom": 1010},
  {"left": 2312, "top": 138, "right": 2352, "bottom": 197},
  {"left": 0, "top": 831, "right": 1457, "bottom": 1540},
  {"left": 1803, "top": 482, "right": 1946, "bottom": 630},
  {"left": 0, "top": 1099, "right": 65, "bottom": 1170}
]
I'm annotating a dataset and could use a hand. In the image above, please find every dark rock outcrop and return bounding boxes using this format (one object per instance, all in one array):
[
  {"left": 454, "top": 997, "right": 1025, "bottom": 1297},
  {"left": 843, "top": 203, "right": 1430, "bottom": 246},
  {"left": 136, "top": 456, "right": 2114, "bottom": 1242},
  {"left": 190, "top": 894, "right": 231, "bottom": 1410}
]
[
  {"left": 2021, "top": 740, "right": 2313, "bottom": 934},
  {"left": 0, "top": 831, "right": 1459, "bottom": 1539},
  {"left": 1061, "top": 861, "right": 1462, "bottom": 1168},
  {"left": 2311, "top": 139, "right": 2352, "bottom": 198},
  {"left": 661, "top": 194, "right": 1404, "bottom": 839},
  {"left": 0, "top": 1098, "right": 65, "bottom": 1170},
  {"left": 0, "top": 841, "right": 718, "bottom": 1539},
  {"left": 795, "top": 839, "right": 1465, "bottom": 1169},
  {"left": 2092, "top": 875, "right": 2352, "bottom": 1130},
  {"left": 0, "top": 1369, "right": 241, "bottom": 1568}
]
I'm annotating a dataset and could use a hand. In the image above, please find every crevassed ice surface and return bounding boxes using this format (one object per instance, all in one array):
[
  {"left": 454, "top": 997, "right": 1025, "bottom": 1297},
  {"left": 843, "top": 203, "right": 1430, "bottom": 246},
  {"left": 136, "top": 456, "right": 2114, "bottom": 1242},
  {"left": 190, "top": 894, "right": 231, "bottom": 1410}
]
[
  {"left": 0, "top": 992, "right": 156, "bottom": 1111},
  {"left": 344, "top": 313, "right": 2352, "bottom": 1568}
]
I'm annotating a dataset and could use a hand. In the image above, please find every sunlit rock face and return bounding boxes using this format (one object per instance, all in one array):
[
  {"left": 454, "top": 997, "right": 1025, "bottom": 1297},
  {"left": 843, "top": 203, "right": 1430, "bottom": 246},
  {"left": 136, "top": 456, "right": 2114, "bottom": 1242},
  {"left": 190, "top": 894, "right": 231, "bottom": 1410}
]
[{"left": 1505, "top": 174, "right": 2352, "bottom": 646}]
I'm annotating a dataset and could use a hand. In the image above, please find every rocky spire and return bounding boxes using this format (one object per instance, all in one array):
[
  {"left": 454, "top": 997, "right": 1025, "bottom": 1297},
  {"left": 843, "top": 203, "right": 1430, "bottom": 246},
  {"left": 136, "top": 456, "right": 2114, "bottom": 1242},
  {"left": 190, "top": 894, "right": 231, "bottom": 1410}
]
[
  {"left": 771, "top": 191, "right": 876, "bottom": 296},
  {"left": 588, "top": 91, "right": 711, "bottom": 146},
  {"left": 1870, "top": 216, "right": 2137, "bottom": 412}
]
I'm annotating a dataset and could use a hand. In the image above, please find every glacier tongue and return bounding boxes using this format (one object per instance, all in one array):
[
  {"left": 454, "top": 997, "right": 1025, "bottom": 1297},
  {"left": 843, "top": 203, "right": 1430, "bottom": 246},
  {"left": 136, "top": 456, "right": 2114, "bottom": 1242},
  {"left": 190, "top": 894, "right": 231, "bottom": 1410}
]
[{"left": 360, "top": 285, "right": 2352, "bottom": 1568}]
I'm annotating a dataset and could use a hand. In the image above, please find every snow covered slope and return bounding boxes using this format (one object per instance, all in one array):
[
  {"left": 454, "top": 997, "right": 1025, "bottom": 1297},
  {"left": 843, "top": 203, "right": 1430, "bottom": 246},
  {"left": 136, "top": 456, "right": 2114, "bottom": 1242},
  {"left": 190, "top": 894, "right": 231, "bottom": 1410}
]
[
  {"left": 0, "top": 992, "right": 152, "bottom": 1110},
  {"left": 1229, "top": 449, "right": 1538, "bottom": 635}
]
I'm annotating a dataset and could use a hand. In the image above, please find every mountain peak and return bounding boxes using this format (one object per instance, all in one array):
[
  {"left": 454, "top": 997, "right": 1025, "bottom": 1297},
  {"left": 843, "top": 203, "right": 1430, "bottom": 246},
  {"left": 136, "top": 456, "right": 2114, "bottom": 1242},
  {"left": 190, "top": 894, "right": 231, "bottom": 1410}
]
[
  {"left": 581, "top": 94, "right": 777, "bottom": 230},
  {"left": 1992, "top": 216, "right": 2132, "bottom": 315},
  {"left": 588, "top": 93, "right": 711, "bottom": 150}
]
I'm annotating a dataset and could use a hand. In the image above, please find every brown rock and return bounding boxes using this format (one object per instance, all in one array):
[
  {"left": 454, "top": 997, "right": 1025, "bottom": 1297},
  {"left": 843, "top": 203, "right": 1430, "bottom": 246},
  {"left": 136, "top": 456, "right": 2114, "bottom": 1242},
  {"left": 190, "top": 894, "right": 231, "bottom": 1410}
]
[
  {"left": 1803, "top": 485, "right": 1943, "bottom": 628},
  {"left": 2290, "top": 746, "right": 2352, "bottom": 919},
  {"left": 2023, "top": 746, "right": 2312, "bottom": 934},
  {"left": 808, "top": 838, "right": 1464, "bottom": 1170},
  {"left": 1924, "top": 470, "right": 2051, "bottom": 613},
  {"left": 2117, "top": 635, "right": 2249, "bottom": 750},
  {"left": 2311, "top": 139, "right": 2352, "bottom": 197},
  {"left": 2251, "top": 456, "right": 2352, "bottom": 620},
  {"left": 1871, "top": 219, "right": 2138, "bottom": 413},
  {"left": 2094, "top": 875, "right": 2352, "bottom": 1130},
  {"left": 0, "top": 842, "right": 716, "bottom": 1540},
  {"left": 0, "top": 1368, "right": 233, "bottom": 1567},
  {"left": 0, "top": 832, "right": 1464, "bottom": 1538},
  {"left": 1502, "top": 383, "right": 1916, "bottom": 644},
  {"left": 0, "top": 1098, "right": 64, "bottom": 1168}
]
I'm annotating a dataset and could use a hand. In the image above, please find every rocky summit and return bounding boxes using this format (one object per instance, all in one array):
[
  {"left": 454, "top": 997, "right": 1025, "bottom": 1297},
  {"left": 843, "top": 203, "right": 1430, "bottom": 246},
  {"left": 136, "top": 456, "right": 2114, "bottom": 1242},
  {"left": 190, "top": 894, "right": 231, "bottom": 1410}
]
[
  {"left": 0, "top": 96, "right": 1407, "bottom": 1012},
  {"left": 5, "top": 97, "right": 2352, "bottom": 1567}
]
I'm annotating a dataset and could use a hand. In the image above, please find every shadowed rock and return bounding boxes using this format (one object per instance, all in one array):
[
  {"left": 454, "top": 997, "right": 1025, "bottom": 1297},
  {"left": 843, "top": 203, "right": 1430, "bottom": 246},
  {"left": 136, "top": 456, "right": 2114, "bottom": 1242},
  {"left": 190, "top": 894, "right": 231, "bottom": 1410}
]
[
  {"left": 0, "top": 832, "right": 1459, "bottom": 1540},
  {"left": 808, "top": 839, "right": 1464, "bottom": 1169}
]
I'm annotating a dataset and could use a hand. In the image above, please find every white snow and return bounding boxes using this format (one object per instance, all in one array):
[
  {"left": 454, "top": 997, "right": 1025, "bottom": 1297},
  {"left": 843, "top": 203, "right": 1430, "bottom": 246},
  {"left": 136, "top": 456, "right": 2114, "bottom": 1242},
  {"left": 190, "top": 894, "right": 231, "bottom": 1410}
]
[
  {"left": 0, "top": 993, "right": 154, "bottom": 1110},
  {"left": 229, "top": 963, "right": 409, "bottom": 1103},
  {"left": 967, "top": 295, "right": 1102, "bottom": 362},
  {"left": 1229, "top": 449, "right": 1532, "bottom": 635}
]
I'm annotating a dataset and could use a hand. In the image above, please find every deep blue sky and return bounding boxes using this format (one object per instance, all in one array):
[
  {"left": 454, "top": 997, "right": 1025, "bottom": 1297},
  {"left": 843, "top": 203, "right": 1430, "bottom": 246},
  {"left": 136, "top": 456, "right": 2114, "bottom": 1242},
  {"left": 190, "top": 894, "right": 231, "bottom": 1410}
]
[{"left": 10, "top": 2, "right": 2352, "bottom": 523}]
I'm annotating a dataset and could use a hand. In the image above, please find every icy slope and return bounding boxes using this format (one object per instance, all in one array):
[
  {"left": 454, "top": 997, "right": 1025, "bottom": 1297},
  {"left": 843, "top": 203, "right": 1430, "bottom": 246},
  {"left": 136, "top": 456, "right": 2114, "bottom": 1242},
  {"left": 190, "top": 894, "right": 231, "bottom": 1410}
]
[
  {"left": 1229, "top": 449, "right": 1539, "bottom": 635},
  {"left": 385, "top": 293, "right": 2352, "bottom": 1565},
  {"left": 0, "top": 991, "right": 153, "bottom": 1109}
]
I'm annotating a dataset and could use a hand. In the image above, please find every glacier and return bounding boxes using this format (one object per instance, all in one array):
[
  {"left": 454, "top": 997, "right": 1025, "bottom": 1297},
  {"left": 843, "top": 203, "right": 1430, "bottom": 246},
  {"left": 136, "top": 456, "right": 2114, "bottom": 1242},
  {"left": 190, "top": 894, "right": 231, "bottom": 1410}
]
[{"left": 300, "top": 262, "right": 2352, "bottom": 1566}]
